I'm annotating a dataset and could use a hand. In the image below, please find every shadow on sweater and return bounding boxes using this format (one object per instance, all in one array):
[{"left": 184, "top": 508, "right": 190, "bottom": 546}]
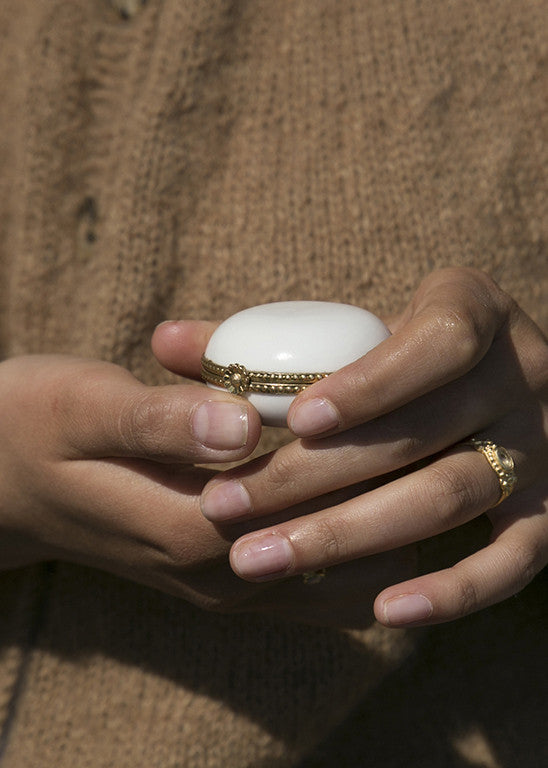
[
  {"left": 299, "top": 568, "right": 548, "bottom": 768},
  {"left": 1, "top": 538, "right": 546, "bottom": 767},
  {"left": 0, "top": 558, "right": 417, "bottom": 763}
]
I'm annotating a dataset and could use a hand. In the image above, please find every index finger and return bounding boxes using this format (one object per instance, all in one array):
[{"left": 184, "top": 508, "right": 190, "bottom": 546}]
[
  {"left": 287, "top": 268, "right": 513, "bottom": 437},
  {"left": 151, "top": 320, "right": 219, "bottom": 380}
]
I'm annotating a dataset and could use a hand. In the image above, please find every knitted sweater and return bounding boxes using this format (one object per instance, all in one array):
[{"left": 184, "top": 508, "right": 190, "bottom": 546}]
[{"left": 0, "top": 1, "right": 546, "bottom": 766}]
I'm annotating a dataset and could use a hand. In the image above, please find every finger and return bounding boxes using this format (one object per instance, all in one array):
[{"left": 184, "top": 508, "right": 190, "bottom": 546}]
[
  {"left": 151, "top": 320, "right": 218, "bottom": 380},
  {"left": 247, "top": 548, "right": 417, "bottom": 629},
  {"left": 48, "top": 458, "right": 270, "bottom": 611},
  {"left": 59, "top": 457, "right": 415, "bottom": 627},
  {"left": 200, "top": 361, "right": 522, "bottom": 523},
  {"left": 374, "top": 488, "right": 548, "bottom": 626},
  {"left": 287, "top": 268, "right": 514, "bottom": 437},
  {"left": 227, "top": 446, "right": 526, "bottom": 582},
  {"left": 54, "top": 360, "right": 261, "bottom": 462}
]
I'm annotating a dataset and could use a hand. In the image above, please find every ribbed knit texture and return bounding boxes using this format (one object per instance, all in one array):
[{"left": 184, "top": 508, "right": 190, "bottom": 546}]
[{"left": 0, "top": 1, "right": 546, "bottom": 766}]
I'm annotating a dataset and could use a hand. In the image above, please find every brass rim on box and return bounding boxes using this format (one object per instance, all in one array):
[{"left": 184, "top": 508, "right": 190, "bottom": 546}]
[
  {"left": 464, "top": 438, "right": 517, "bottom": 507},
  {"left": 201, "top": 356, "right": 331, "bottom": 396}
]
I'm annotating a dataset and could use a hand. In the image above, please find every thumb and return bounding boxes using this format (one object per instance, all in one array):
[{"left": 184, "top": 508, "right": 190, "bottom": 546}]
[{"left": 31, "top": 357, "right": 261, "bottom": 463}]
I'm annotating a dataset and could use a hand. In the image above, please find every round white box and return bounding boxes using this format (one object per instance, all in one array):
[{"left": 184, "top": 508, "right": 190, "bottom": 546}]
[{"left": 203, "top": 301, "right": 390, "bottom": 427}]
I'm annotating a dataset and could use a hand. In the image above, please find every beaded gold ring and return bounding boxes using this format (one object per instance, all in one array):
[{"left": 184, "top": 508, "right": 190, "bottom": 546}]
[{"left": 464, "top": 438, "right": 517, "bottom": 507}]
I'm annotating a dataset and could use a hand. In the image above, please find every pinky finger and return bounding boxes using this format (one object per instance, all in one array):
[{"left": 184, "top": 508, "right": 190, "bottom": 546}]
[{"left": 374, "top": 503, "right": 547, "bottom": 627}]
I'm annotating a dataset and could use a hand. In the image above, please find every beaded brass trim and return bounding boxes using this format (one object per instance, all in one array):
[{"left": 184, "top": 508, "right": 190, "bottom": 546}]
[{"left": 201, "top": 356, "right": 331, "bottom": 396}]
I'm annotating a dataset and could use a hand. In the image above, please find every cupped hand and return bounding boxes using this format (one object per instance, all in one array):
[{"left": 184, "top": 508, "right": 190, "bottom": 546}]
[
  {"left": 0, "top": 353, "right": 265, "bottom": 610},
  {"left": 188, "top": 268, "right": 548, "bottom": 627},
  {"left": 0, "top": 351, "right": 409, "bottom": 628},
  {"left": 150, "top": 322, "right": 418, "bottom": 627}
]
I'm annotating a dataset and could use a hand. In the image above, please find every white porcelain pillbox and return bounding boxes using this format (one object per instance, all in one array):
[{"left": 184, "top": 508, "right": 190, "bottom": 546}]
[{"left": 201, "top": 301, "right": 391, "bottom": 427}]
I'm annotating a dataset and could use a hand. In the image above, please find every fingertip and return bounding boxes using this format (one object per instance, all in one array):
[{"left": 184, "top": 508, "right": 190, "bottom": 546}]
[
  {"left": 190, "top": 394, "right": 262, "bottom": 454},
  {"left": 201, "top": 478, "right": 253, "bottom": 522},
  {"left": 374, "top": 590, "right": 433, "bottom": 627},
  {"left": 150, "top": 320, "right": 184, "bottom": 366},
  {"left": 151, "top": 320, "right": 218, "bottom": 378},
  {"left": 240, "top": 398, "right": 263, "bottom": 453},
  {"left": 287, "top": 396, "right": 341, "bottom": 437},
  {"left": 230, "top": 531, "right": 295, "bottom": 582},
  {"left": 151, "top": 319, "right": 183, "bottom": 344}
]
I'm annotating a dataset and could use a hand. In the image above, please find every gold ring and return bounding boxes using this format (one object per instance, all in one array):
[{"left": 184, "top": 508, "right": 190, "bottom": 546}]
[
  {"left": 201, "top": 356, "right": 331, "bottom": 396},
  {"left": 464, "top": 438, "right": 517, "bottom": 506},
  {"left": 302, "top": 569, "right": 327, "bottom": 585}
]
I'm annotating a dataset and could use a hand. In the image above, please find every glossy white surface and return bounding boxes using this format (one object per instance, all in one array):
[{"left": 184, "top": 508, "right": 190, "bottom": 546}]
[{"left": 204, "top": 301, "right": 391, "bottom": 427}]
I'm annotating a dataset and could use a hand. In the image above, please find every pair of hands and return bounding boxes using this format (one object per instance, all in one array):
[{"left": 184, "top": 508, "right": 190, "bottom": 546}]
[{"left": 1, "top": 268, "right": 546, "bottom": 627}]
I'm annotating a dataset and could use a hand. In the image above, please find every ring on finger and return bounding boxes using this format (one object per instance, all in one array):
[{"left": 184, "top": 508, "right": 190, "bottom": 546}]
[
  {"left": 464, "top": 438, "right": 517, "bottom": 507},
  {"left": 302, "top": 569, "right": 327, "bottom": 585}
]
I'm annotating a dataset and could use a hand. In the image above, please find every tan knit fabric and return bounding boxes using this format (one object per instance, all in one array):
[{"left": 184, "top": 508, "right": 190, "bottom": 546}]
[{"left": 0, "top": 0, "right": 546, "bottom": 766}]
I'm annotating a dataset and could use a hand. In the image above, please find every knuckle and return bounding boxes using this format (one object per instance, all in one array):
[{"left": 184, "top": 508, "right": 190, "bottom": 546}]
[
  {"left": 420, "top": 268, "right": 510, "bottom": 365},
  {"left": 425, "top": 460, "right": 484, "bottom": 526},
  {"left": 308, "top": 515, "right": 352, "bottom": 564},
  {"left": 119, "top": 391, "right": 178, "bottom": 455},
  {"left": 390, "top": 434, "right": 425, "bottom": 466},
  {"left": 452, "top": 567, "right": 480, "bottom": 616},
  {"left": 361, "top": 375, "right": 386, "bottom": 416},
  {"left": 502, "top": 538, "right": 542, "bottom": 592},
  {"left": 433, "top": 306, "right": 485, "bottom": 365},
  {"left": 427, "top": 266, "right": 501, "bottom": 299},
  {"left": 264, "top": 451, "right": 302, "bottom": 496}
]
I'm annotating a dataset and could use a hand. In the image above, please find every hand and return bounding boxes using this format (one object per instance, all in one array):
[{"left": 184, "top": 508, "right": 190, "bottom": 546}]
[
  {"left": 193, "top": 269, "right": 548, "bottom": 626},
  {"left": 0, "top": 353, "right": 265, "bottom": 610},
  {"left": 151, "top": 322, "right": 418, "bottom": 627},
  {"left": 0, "top": 352, "right": 411, "bottom": 628}
]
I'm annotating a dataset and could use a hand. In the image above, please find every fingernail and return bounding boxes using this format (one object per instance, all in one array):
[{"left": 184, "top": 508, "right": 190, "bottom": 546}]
[
  {"left": 231, "top": 533, "right": 294, "bottom": 581},
  {"left": 383, "top": 594, "right": 433, "bottom": 626},
  {"left": 192, "top": 401, "right": 249, "bottom": 449},
  {"left": 201, "top": 481, "right": 252, "bottom": 521},
  {"left": 288, "top": 397, "right": 340, "bottom": 436}
]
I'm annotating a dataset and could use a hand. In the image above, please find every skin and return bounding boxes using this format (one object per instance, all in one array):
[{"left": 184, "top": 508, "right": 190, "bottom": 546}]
[
  {"left": 0, "top": 353, "right": 413, "bottom": 628},
  {"left": 153, "top": 268, "right": 548, "bottom": 628}
]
